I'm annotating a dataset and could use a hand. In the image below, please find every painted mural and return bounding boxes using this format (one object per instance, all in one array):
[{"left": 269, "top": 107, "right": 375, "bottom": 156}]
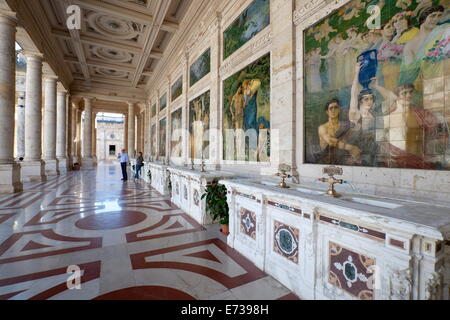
[
  {"left": 190, "top": 48, "right": 211, "bottom": 87},
  {"left": 223, "top": 54, "right": 270, "bottom": 162},
  {"left": 159, "top": 118, "right": 166, "bottom": 157},
  {"left": 159, "top": 93, "right": 167, "bottom": 112},
  {"left": 304, "top": 0, "right": 450, "bottom": 170},
  {"left": 223, "top": 0, "right": 270, "bottom": 60},
  {"left": 189, "top": 91, "right": 210, "bottom": 159},
  {"left": 151, "top": 124, "right": 157, "bottom": 156},
  {"left": 171, "top": 108, "right": 182, "bottom": 158},
  {"left": 151, "top": 103, "right": 156, "bottom": 117},
  {"left": 171, "top": 76, "right": 183, "bottom": 102}
]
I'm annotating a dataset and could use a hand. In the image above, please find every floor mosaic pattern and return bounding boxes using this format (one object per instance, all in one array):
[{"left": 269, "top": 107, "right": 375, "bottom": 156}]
[{"left": 0, "top": 162, "right": 298, "bottom": 300}]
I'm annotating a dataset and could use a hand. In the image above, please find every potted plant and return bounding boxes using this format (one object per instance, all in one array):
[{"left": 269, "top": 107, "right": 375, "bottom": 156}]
[{"left": 201, "top": 180, "right": 229, "bottom": 235}]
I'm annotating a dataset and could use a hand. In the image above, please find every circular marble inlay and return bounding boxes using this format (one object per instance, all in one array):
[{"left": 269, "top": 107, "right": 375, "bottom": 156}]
[
  {"left": 193, "top": 189, "right": 199, "bottom": 206},
  {"left": 75, "top": 211, "right": 146, "bottom": 230},
  {"left": 275, "top": 227, "right": 298, "bottom": 256}
]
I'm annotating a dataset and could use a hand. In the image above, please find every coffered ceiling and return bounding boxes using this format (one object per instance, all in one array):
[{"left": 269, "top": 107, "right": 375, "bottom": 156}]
[{"left": 7, "top": 0, "right": 192, "bottom": 102}]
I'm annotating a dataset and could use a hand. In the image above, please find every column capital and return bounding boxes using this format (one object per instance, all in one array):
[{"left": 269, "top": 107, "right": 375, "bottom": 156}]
[
  {"left": 44, "top": 75, "right": 58, "bottom": 82},
  {"left": 0, "top": 10, "right": 18, "bottom": 26},
  {"left": 22, "top": 51, "right": 44, "bottom": 60},
  {"left": 84, "top": 97, "right": 93, "bottom": 104}
]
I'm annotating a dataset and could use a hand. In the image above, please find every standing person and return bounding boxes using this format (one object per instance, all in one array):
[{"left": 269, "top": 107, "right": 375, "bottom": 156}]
[
  {"left": 119, "top": 149, "right": 129, "bottom": 181},
  {"left": 134, "top": 152, "right": 144, "bottom": 180}
]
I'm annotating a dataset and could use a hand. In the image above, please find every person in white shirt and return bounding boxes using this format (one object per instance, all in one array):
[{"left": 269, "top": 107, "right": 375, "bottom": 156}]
[{"left": 118, "top": 149, "right": 130, "bottom": 181}]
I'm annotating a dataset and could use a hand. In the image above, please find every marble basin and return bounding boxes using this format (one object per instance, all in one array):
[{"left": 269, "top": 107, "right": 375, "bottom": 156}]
[
  {"left": 294, "top": 187, "right": 323, "bottom": 195},
  {"left": 253, "top": 180, "right": 324, "bottom": 195},
  {"left": 342, "top": 197, "right": 403, "bottom": 209}
]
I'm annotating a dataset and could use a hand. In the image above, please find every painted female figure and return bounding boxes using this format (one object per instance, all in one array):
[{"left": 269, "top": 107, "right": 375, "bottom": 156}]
[
  {"left": 306, "top": 48, "right": 323, "bottom": 93},
  {"left": 377, "top": 21, "right": 404, "bottom": 91},
  {"left": 349, "top": 63, "right": 379, "bottom": 166}
]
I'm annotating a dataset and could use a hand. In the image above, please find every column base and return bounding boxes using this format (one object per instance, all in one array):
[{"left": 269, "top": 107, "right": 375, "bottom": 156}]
[
  {"left": 57, "top": 158, "right": 67, "bottom": 174},
  {"left": 21, "top": 160, "right": 47, "bottom": 182},
  {"left": 81, "top": 157, "right": 96, "bottom": 170},
  {"left": 44, "top": 159, "right": 60, "bottom": 176},
  {"left": 71, "top": 156, "right": 79, "bottom": 170},
  {"left": 0, "top": 163, "right": 23, "bottom": 193}
]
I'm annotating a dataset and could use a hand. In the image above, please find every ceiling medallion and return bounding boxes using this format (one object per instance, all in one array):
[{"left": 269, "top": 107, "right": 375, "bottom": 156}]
[
  {"left": 91, "top": 46, "right": 133, "bottom": 64},
  {"left": 87, "top": 12, "right": 141, "bottom": 40},
  {"left": 95, "top": 67, "right": 129, "bottom": 79}
]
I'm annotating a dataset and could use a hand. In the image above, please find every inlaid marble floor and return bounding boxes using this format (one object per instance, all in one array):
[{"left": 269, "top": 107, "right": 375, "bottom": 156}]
[{"left": 0, "top": 161, "right": 299, "bottom": 300}]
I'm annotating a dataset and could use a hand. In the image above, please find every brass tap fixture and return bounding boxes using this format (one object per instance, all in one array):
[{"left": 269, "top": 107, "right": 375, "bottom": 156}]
[
  {"left": 275, "top": 164, "right": 292, "bottom": 189},
  {"left": 319, "top": 166, "right": 343, "bottom": 198},
  {"left": 200, "top": 157, "right": 206, "bottom": 173}
]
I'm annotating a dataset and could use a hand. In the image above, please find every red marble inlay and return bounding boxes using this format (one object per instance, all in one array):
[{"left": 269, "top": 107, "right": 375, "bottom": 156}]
[
  {"left": 75, "top": 210, "right": 147, "bottom": 230},
  {"left": 130, "top": 238, "right": 266, "bottom": 289},
  {"left": 21, "top": 240, "right": 53, "bottom": 252},
  {"left": 277, "top": 293, "right": 301, "bottom": 300},
  {"left": 24, "top": 206, "right": 102, "bottom": 227},
  {"left": 94, "top": 286, "right": 196, "bottom": 300},
  {"left": 0, "top": 212, "right": 17, "bottom": 224},
  {"left": 126, "top": 213, "right": 206, "bottom": 243},
  {"left": 0, "top": 261, "right": 101, "bottom": 300},
  {"left": 184, "top": 250, "right": 222, "bottom": 264},
  {"left": 0, "top": 230, "right": 102, "bottom": 265},
  {"left": 165, "top": 221, "right": 184, "bottom": 230},
  {"left": 0, "top": 290, "right": 27, "bottom": 300}
]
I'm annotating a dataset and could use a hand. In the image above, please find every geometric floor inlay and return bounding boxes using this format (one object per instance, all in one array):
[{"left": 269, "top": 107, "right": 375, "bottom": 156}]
[{"left": 0, "top": 162, "right": 298, "bottom": 300}]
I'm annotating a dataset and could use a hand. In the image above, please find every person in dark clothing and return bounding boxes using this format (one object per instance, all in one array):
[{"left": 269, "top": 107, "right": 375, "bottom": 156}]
[
  {"left": 118, "top": 149, "right": 129, "bottom": 181},
  {"left": 134, "top": 152, "right": 144, "bottom": 180}
]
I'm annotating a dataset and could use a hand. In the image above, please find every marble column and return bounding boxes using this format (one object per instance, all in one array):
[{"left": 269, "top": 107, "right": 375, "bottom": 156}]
[
  {"left": 92, "top": 113, "right": 97, "bottom": 164},
  {"left": 182, "top": 52, "right": 189, "bottom": 167},
  {"left": 128, "top": 102, "right": 135, "bottom": 158},
  {"left": 208, "top": 13, "right": 222, "bottom": 170},
  {"left": 136, "top": 112, "right": 142, "bottom": 154},
  {"left": 15, "top": 91, "right": 26, "bottom": 160},
  {"left": 22, "top": 52, "right": 46, "bottom": 182},
  {"left": 124, "top": 113, "right": 128, "bottom": 151},
  {"left": 76, "top": 107, "right": 82, "bottom": 163},
  {"left": 56, "top": 91, "right": 67, "bottom": 174},
  {"left": 71, "top": 103, "right": 78, "bottom": 165},
  {"left": 43, "top": 76, "right": 59, "bottom": 176},
  {"left": 66, "top": 95, "right": 73, "bottom": 169},
  {"left": 82, "top": 97, "right": 94, "bottom": 169},
  {"left": 0, "top": 12, "right": 22, "bottom": 193}
]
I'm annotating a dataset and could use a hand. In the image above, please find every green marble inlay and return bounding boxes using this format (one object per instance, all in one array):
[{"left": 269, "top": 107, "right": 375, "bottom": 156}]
[
  {"left": 344, "top": 263, "right": 356, "bottom": 281},
  {"left": 279, "top": 230, "right": 292, "bottom": 252},
  {"left": 339, "top": 221, "right": 359, "bottom": 232}
]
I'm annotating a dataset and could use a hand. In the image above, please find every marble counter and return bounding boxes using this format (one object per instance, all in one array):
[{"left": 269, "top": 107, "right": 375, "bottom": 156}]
[
  {"left": 220, "top": 178, "right": 450, "bottom": 300},
  {"left": 168, "top": 167, "right": 235, "bottom": 225}
]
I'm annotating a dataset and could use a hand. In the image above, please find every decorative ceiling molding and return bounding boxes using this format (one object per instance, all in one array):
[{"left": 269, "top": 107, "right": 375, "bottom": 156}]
[
  {"left": 86, "top": 11, "right": 143, "bottom": 40},
  {"left": 131, "top": 0, "right": 172, "bottom": 87}
]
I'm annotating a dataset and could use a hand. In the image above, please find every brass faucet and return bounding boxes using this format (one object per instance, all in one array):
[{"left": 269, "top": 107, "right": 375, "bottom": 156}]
[
  {"left": 200, "top": 157, "right": 206, "bottom": 173},
  {"left": 275, "top": 164, "right": 292, "bottom": 189},
  {"left": 319, "top": 166, "right": 343, "bottom": 198}
]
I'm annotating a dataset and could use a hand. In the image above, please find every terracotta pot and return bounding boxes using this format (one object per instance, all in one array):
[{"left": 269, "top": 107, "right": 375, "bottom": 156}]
[{"left": 220, "top": 224, "right": 229, "bottom": 236}]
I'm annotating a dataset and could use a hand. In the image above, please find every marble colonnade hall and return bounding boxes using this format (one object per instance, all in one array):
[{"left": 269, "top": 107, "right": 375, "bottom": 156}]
[{"left": 0, "top": 0, "right": 448, "bottom": 301}]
